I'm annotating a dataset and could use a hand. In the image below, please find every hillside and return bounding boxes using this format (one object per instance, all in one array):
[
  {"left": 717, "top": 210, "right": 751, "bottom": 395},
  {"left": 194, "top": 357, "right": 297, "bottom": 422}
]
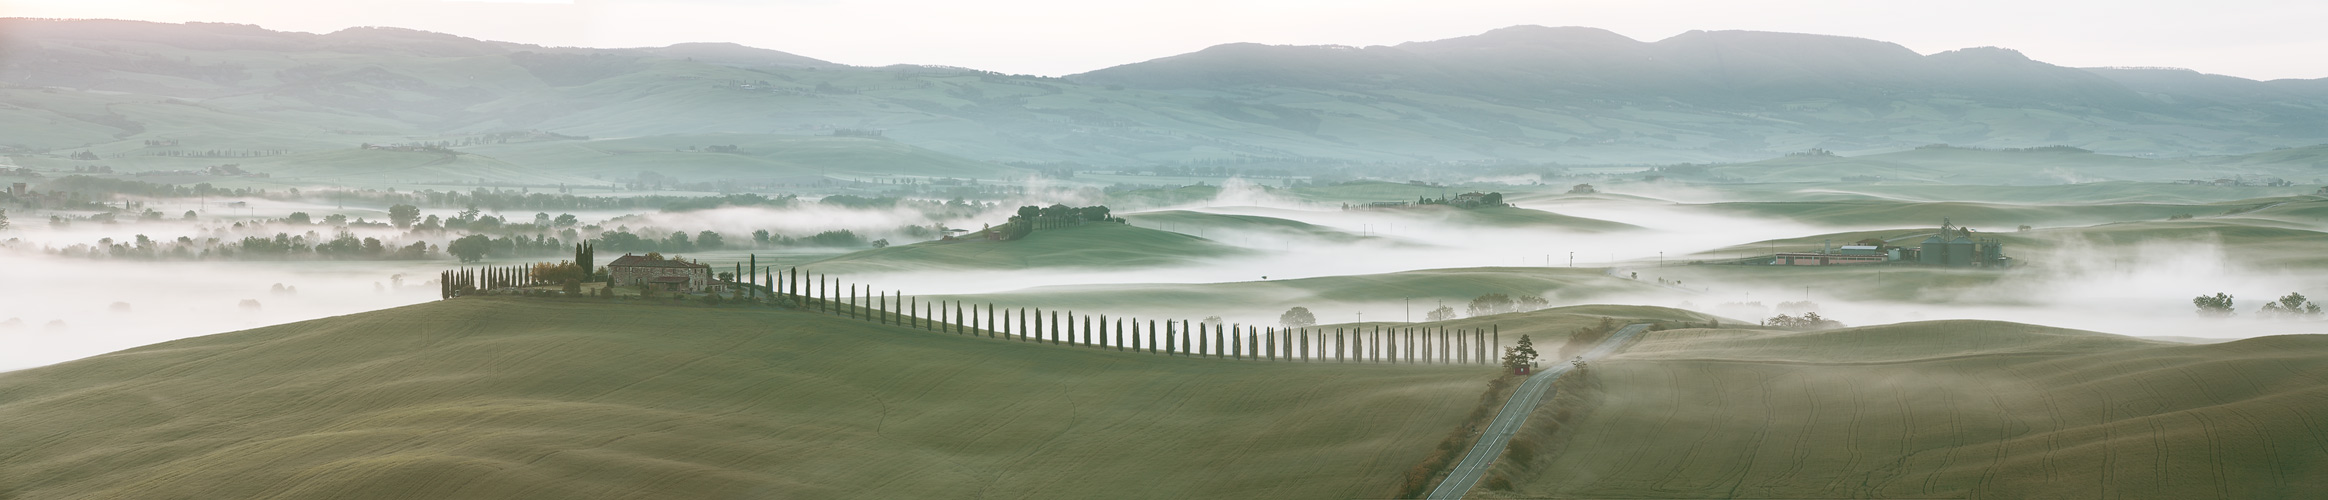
[
  {"left": 933, "top": 267, "right": 1677, "bottom": 325},
  {"left": 8, "top": 19, "right": 2328, "bottom": 169},
  {"left": 1477, "top": 323, "right": 2328, "bottom": 498},
  {"left": 805, "top": 222, "right": 1250, "bottom": 272},
  {"left": 1701, "top": 146, "right": 2208, "bottom": 184},
  {"left": 1123, "top": 209, "right": 1377, "bottom": 243},
  {"left": 0, "top": 298, "right": 1498, "bottom": 499}
]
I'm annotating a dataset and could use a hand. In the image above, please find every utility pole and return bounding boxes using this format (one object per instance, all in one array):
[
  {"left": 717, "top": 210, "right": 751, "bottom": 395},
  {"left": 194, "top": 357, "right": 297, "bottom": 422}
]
[{"left": 1405, "top": 297, "right": 1411, "bottom": 323}]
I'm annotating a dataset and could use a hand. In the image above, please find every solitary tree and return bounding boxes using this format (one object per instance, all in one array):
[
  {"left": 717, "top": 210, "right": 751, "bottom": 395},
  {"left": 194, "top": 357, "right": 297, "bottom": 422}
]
[
  {"left": 1280, "top": 307, "right": 1317, "bottom": 328},
  {"left": 1501, "top": 334, "right": 1538, "bottom": 370},
  {"left": 388, "top": 204, "right": 420, "bottom": 229},
  {"left": 0, "top": 208, "right": 9, "bottom": 231},
  {"left": 2193, "top": 293, "right": 2236, "bottom": 317},
  {"left": 1426, "top": 305, "right": 1457, "bottom": 322},
  {"left": 448, "top": 234, "right": 492, "bottom": 263}
]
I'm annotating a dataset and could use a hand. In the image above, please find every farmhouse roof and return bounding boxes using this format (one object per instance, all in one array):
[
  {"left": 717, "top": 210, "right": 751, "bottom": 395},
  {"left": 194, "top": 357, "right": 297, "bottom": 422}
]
[{"left": 607, "top": 254, "right": 710, "bottom": 269}]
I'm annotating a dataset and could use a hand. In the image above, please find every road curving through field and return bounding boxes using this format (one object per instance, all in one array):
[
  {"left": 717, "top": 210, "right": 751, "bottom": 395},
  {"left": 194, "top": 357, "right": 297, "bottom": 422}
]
[{"left": 1426, "top": 322, "right": 1651, "bottom": 499}]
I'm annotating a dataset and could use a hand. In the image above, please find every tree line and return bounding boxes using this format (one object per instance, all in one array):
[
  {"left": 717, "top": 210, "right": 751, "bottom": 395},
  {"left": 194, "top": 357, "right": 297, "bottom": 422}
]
[{"left": 443, "top": 257, "right": 1509, "bottom": 366}]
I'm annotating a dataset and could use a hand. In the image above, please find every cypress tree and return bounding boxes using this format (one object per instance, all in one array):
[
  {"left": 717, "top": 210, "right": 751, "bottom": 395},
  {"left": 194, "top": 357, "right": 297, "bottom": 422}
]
[
  {"left": 1222, "top": 325, "right": 1232, "bottom": 359},
  {"left": 1183, "top": 320, "right": 1192, "bottom": 356},
  {"left": 1267, "top": 327, "right": 1276, "bottom": 361},
  {"left": 1153, "top": 320, "right": 1163, "bottom": 355},
  {"left": 1232, "top": 325, "right": 1242, "bottom": 360},
  {"left": 1200, "top": 323, "right": 1210, "bottom": 358},
  {"left": 1340, "top": 327, "right": 1359, "bottom": 362}
]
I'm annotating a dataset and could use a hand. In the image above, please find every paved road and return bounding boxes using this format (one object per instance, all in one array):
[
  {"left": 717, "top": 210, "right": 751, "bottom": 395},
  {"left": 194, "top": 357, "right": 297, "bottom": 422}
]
[{"left": 1425, "top": 323, "right": 1652, "bottom": 499}]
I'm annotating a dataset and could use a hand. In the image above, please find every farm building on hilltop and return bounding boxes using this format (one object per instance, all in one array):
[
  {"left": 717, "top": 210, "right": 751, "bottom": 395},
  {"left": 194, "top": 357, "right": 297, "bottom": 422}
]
[{"left": 607, "top": 254, "right": 711, "bottom": 292}]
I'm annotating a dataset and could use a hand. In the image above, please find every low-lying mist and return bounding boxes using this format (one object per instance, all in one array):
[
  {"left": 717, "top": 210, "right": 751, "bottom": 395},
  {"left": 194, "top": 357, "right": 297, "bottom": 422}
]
[
  {"left": 0, "top": 253, "right": 440, "bottom": 371},
  {"left": 7, "top": 179, "right": 2321, "bottom": 370}
]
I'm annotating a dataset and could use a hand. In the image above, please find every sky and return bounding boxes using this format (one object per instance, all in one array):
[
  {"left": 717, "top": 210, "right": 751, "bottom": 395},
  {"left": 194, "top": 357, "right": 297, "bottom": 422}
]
[{"left": 2, "top": 0, "right": 2324, "bottom": 80}]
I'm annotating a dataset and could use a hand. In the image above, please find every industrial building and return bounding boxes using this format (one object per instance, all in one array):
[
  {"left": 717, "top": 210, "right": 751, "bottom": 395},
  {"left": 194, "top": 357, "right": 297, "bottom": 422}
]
[
  {"left": 1919, "top": 219, "right": 2009, "bottom": 268},
  {"left": 1773, "top": 241, "right": 1896, "bottom": 266}
]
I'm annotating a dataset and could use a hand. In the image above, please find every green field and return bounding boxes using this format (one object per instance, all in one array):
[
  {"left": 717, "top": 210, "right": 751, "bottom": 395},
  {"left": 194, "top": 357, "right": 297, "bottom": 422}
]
[
  {"left": 0, "top": 298, "right": 1503, "bottom": 499},
  {"left": 1477, "top": 322, "right": 2328, "bottom": 498},
  {"left": 1122, "top": 209, "right": 1377, "bottom": 243},
  {"left": 930, "top": 267, "right": 1677, "bottom": 323},
  {"left": 805, "top": 222, "right": 1251, "bottom": 272}
]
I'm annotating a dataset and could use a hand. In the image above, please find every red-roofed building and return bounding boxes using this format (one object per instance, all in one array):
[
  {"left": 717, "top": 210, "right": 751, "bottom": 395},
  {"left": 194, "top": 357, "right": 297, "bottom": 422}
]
[{"left": 607, "top": 254, "right": 710, "bottom": 292}]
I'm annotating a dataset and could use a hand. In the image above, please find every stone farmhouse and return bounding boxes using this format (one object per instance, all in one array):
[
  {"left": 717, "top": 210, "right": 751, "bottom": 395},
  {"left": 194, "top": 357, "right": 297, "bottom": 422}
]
[{"left": 606, "top": 254, "right": 711, "bottom": 292}]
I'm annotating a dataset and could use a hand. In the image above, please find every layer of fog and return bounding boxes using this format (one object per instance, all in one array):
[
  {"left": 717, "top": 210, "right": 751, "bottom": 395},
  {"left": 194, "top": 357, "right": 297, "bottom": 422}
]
[
  {"left": 8, "top": 177, "right": 2322, "bottom": 370},
  {"left": 0, "top": 253, "right": 440, "bottom": 371}
]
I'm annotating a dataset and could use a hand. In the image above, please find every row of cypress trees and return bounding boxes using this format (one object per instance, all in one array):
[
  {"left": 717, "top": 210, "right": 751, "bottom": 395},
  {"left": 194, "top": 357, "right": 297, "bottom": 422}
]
[
  {"left": 763, "top": 266, "right": 1501, "bottom": 364},
  {"left": 436, "top": 252, "right": 1506, "bottom": 364},
  {"left": 438, "top": 264, "right": 548, "bottom": 299}
]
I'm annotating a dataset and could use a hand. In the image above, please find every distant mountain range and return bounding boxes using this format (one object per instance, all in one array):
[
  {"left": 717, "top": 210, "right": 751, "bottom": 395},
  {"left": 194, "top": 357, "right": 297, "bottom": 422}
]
[{"left": 3, "top": 19, "right": 2324, "bottom": 170}]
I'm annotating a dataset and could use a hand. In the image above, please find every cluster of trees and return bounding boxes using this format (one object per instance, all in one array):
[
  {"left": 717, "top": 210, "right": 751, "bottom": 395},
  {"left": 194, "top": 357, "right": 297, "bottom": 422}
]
[
  {"left": 1466, "top": 293, "right": 1551, "bottom": 317},
  {"left": 1765, "top": 312, "right": 1845, "bottom": 330},
  {"left": 658, "top": 193, "right": 797, "bottom": 212},
  {"left": 1416, "top": 192, "right": 1506, "bottom": 208},
  {"left": 446, "top": 234, "right": 570, "bottom": 263},
  {"left": 2195, "top": 292, "right": 2323, "bottom": 318},
  {"left": 998, "top": 204, "right": 1121, "bottom": 240},
  {"left": 43, "top": 231, "right": 435, "bottom": 261}
]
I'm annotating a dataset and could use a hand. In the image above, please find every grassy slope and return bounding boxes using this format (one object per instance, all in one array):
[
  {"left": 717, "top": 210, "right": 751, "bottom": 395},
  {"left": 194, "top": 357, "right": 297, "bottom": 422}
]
[
  {"left": 1481, "top": 322, "right": 2328, "bottom": 499},
  {"left": 1436, "top": 206, "right": 1642, "bottom": 232},
  {"left": 0, "top": 298, "right": 1499, "bottom": 499},
  {"left": 1709, "top": 147, "right": 2210, "bottom": 184},
  {"left": 934, "top": 268, "right": 1676, "bottom": 323},
  {"left": 1122, "top": 209, "right": 1374, "bottom": 243},
  {"left": 1697, "top": 199, "right": 2219, "bottom": 229},
  {"left": 807, "top": 222, "right": 1250, "bottom": 272}
]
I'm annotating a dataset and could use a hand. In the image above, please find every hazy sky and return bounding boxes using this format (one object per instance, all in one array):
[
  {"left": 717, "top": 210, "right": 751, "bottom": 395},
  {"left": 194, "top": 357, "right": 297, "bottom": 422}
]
[{"left": 3, "top": 0, "right": 2324, "bottom": 80}]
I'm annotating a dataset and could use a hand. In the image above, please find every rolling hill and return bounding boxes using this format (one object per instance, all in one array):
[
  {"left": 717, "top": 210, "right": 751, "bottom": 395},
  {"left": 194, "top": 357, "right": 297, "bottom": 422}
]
[
  {"left": 0, "top": 297, "right": 1500, "bottom": 499},
  {"left": 805, "top": 222, "right": 1250, "bottom": 273},
  {"left": 8, "top": 19, "right": 2328, "bottom": 169},
  {"left": 1477, "top": 322, "right": 2328, "bottom": 498},
  {"left": 1123, "top": 209, "right": 1377, "bottom": 243},
  {"left": 929, "top": 267, "right": 1677, "bottom": 325}
]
